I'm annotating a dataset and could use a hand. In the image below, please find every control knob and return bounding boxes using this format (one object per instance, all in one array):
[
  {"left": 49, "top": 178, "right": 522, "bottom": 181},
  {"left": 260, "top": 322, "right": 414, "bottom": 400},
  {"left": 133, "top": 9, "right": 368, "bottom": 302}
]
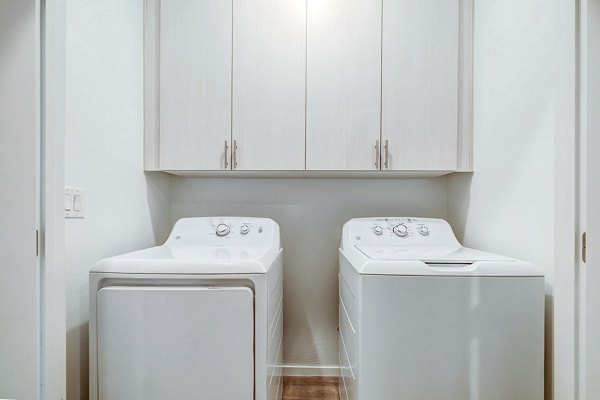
[
  {"left": 240, "top": 224, "right": 250, "bottom": 235},
  {"left": 216, "top": 223, "right": 230, "bottom": 237},
  {"left": 393, "top": 224, "right": 409, "bottom": 237},
  {"left": 372, "top": 225, "right": 383, "bottom": 235},
  {"left": 418, "top": 226, "right": 429, "bottom": 236}
]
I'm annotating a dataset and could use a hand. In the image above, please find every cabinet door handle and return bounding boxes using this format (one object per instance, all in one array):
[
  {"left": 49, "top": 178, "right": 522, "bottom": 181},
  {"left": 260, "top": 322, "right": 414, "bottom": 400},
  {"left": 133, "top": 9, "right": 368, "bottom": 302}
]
[
  {"left": 375, "top": 140, "right": 380, "bottom": 169},
  {"left": 224, "top": 140, "right": 229, "bottom": 169},
  {"left": 384, "top": 140, "right": 389, "bottom": 169},
  {"left": 233, "top": 140, "right": 238, "bottom": 170}
]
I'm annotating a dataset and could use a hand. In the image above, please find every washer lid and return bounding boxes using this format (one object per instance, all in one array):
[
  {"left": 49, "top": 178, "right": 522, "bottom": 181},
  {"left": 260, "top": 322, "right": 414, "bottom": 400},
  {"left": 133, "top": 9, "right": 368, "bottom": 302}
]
[
  {"left": 355, "top": 245, "right": 513, "bottom": 263},
  {"left": 342, "top": 247, "right": 543, "bottom": 276}
]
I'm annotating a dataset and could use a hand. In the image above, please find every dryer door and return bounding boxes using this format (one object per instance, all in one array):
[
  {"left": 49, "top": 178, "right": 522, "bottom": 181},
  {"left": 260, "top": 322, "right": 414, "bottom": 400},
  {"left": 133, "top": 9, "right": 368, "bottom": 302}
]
[{"left": 96, "top": 286, "right": 254, "bottom": 400}]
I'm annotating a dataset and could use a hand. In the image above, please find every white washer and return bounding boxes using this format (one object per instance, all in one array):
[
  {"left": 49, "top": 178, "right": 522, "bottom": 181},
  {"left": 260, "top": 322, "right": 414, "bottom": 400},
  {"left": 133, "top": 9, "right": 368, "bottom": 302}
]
[
  {"left": 339, "top": 217, "right": 544, "bottom": 400},
  {"left": 89, "top": 217, "right": 283, "bottom": 400}
]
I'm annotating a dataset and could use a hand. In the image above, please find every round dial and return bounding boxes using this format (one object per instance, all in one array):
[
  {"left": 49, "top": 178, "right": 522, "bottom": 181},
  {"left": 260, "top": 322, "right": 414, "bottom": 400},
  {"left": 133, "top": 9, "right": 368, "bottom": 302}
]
[
  {"left": 392, "top": 223, "right": 409, "bottom": 237},
  {"left": 240, "top": 224, "right": 250, "bottom": 235},
  {"left": 418, "top": 226, "right": 429, "bottom": 236},
  {"left": 372, "top": 225, "right": 383, "bottom": 235},
  {"left": 216, "top": 223, "right": 230, "bottom": 237}
]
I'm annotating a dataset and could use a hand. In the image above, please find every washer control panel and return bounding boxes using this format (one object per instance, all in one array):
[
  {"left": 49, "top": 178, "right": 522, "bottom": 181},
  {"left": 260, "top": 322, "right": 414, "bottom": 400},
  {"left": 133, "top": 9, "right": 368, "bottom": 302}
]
[
  {"left": 343, "top": 217, "right": 460, "bottom": 248},
  {"left": 367, "top": 218, "right": 432, "bottom": 239}
]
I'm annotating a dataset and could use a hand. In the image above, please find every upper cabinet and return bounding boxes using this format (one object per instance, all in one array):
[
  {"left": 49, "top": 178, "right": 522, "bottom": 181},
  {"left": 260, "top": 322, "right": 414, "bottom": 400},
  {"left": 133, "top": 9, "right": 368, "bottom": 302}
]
[
  {"left": 305, "top": 0, "right": 382, "bottom": 171},
  {"left": 158, "top": 0, "right": 232, "bottom": 171},
  {"left": 232, "top": 0, "right": 306, "bottom": 170},
  {"left": 382, "top": 0, "right": 460, "bottom": 171},
  {"left": 145, "top": 0, "right": 473, "bottom": 175}
]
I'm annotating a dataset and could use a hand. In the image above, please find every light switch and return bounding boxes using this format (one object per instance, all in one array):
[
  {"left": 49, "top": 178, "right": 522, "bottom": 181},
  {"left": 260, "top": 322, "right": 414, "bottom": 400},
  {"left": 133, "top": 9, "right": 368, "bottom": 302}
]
[
  {"left": 73, "top": 194, "right": 82, "bottom": 212},
  {"left": 64, "top": 193, "right": 73, "bottom": 211},
  {"left": 65, "top": 187, "right": 84, "bottom": 218}
]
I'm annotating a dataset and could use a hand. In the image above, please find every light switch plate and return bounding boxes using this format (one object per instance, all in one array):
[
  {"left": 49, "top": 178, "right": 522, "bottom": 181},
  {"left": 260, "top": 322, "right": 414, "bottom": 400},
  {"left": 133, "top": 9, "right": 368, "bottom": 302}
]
[{"left": 65, "top": 187, "right": 84, "bottom": 218}]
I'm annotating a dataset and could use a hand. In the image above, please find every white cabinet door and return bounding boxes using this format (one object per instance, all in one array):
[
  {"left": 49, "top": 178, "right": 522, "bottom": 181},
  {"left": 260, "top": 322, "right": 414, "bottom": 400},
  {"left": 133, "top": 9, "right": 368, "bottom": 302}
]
[
  {"left": 0, "top": 1, "right": 40, "bottom": 398},
  {"left": 97, "top": 286, "right": 254, "bottom": 400},
  {"left": 306, "top": 0, "right": 382, "bottom": 170},
  {"left": 233, "top": 0, "right": 306, "bottom": 171},
  {"left": 159, "top": 0, "right": 232, "bottom": 170},
  {"left": 382, "top": 0, "right": 459, "bottom": 171}
]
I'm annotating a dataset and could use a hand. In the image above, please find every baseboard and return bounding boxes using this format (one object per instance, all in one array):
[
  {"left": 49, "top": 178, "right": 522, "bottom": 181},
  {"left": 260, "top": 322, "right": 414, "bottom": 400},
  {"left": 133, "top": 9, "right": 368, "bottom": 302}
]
[{"left": 282, "top": 364, "right": 340, "bottom": 377}]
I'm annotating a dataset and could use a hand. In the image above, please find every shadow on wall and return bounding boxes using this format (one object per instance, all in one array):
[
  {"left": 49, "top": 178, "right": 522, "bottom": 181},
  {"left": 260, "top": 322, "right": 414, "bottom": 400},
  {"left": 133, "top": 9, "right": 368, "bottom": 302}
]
[
  {"left": 145, "top": 171, "right": 172, "bottom": 244},
  {"left": 544, "top": 286, "right": 554, "bottom": 400},
  {"left": 446, "top": 172, "right": 472, "bottom": 244},
  {"left": 67, "top": 322, "right": 89, "bottom": 400}
]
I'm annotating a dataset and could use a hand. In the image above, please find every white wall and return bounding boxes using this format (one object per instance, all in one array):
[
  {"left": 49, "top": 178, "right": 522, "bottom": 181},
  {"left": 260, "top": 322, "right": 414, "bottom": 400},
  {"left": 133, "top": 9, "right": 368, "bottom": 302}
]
[
  {"left": 448, "top": 0, "right": 556, "bottom": 278},
  {"left": 64, "top": 1, "right": 171, "bottom": 398},
  {"left": 447, "top": 0, "right": 576, "bottom": 398},
  {"left": 170, "top": 177, "right": 448, "bottom": 374}
]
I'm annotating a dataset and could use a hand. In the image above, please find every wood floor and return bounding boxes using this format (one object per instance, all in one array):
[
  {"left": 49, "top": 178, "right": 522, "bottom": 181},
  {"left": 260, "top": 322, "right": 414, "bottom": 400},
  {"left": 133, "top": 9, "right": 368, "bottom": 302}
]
[{"left": 282, "top": 376, "right": 340, "bottom": 400}]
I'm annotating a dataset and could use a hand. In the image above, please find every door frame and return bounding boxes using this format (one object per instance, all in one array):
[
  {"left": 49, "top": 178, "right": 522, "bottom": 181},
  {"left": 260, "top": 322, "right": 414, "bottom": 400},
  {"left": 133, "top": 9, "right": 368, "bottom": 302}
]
[
  {"left": 559, "top": 0, "right": 600, "bottom": 399},
  {"left": 576, "top": 2, "right": 587, "bottom": 399},
  {"left": 41, "top": 0, "right": 66, "bottom": 398},
  {"left": 0, "top": 0, "right": 65, "bottom": 397},
  {"left": 576, "top": 1, "right": 600, "bottom": 399},
  {"left": 553, "top": 0, "right": 579, "bottom": 399}
]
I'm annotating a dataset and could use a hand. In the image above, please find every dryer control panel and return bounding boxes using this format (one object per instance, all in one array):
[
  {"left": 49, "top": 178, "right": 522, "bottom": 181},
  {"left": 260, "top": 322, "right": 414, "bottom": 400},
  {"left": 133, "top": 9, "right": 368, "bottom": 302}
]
[
  {"left": 166, "top": 217, "right": 281, "bottom": 249},
  {"left": 341, "top": 217, "right": 461, "bottom": 249}
]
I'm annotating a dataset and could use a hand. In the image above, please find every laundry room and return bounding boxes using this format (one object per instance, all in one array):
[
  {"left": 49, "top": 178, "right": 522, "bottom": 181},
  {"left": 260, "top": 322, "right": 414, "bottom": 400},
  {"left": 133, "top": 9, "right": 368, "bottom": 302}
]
[{"left": 0, "top": 0, "right": 594, "bottom": 400}]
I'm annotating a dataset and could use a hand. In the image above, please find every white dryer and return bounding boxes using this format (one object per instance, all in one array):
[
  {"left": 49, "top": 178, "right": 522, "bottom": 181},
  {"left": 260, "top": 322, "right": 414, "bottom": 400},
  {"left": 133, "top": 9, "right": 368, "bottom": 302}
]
[
  {"left": 89, "top": 217, "right": 283, "bottom": 400},
  {"left": 338, "top": 217, "right": 544, "bottom": 400}
]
